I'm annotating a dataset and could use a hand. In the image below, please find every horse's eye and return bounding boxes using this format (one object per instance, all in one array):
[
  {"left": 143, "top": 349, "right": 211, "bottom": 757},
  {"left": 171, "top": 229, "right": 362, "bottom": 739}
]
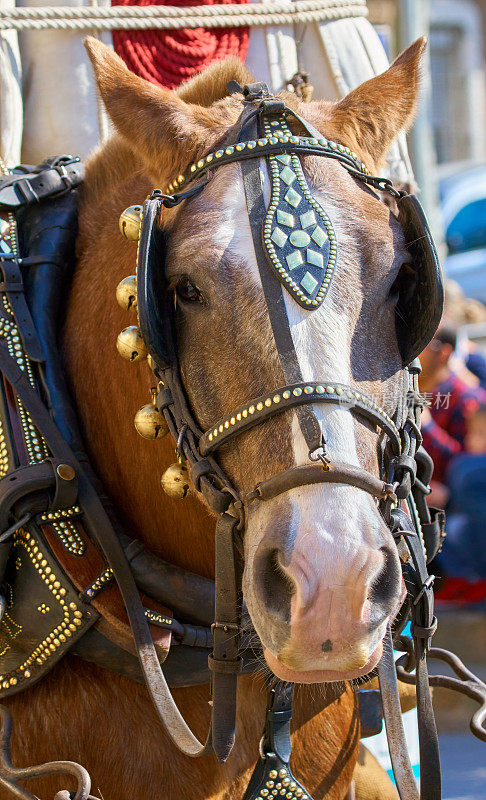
[{"left": 175, "top": 277, "right": 204, "bottom": 304}]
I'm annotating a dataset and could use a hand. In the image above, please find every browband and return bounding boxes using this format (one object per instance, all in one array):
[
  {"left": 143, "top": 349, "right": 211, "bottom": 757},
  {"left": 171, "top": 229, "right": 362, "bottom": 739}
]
[{"left": 166, "top": 134, "right": 369, "bottom": 195}]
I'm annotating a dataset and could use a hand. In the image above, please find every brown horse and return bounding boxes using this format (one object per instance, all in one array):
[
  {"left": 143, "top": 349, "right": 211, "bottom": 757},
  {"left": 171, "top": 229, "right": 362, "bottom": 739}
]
[{"left": 4, "top": 37, "right": 424, "bottom": 800}]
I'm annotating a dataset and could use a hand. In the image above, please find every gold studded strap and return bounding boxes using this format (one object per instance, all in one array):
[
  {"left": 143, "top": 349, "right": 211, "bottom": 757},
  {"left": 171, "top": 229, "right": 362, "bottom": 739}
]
[
  {"left": 166, "top": 134, "right": 369, "bottom": 196},
  {"left": 199, "top": 381, "right": 401, "bottom": 458}
]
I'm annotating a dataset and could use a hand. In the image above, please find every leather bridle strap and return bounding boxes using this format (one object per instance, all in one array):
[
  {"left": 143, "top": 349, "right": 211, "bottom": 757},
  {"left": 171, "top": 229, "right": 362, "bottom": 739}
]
[
  {"left": 379, "top": 512, "right": 441, "bottom": 800},
  {"left": 244, "top": 462, "right": 396, "bottom": 503},
  {"left": 378, "top": 628, "right": 420, "bottom": 800},
  {"left": 199, "top": 381, "right": 401, "bottom": 457}
]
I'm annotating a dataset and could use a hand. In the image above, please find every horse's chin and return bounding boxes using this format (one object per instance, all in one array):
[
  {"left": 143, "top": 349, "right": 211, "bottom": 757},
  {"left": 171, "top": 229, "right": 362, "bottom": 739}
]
[{"left": 263, "top": 642, "right": 383, "bottom": 684}]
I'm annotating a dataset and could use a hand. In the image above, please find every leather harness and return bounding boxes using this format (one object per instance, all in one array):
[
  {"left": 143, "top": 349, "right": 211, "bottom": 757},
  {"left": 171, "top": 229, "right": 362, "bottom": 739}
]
[{"left": 0, "top": 85, "right": 483, "bottom": 800}]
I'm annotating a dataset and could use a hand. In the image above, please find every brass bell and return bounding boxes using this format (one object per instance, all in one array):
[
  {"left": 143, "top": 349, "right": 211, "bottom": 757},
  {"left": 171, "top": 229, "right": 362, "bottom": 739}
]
[
  {"left": 116, "top": 326, "right": 147, "bottom": 362},
  {"left": 116, "top": 275, "right": 137, "bottom": 312},
  {"left": 161, "top": 462, "right": 190, "bottom": 499},
  {"left": 134, "top": 404, "right": 169, "bottom": 439},
  {"left": 119, "top": 205, "right": 143, "bottom": 241}
]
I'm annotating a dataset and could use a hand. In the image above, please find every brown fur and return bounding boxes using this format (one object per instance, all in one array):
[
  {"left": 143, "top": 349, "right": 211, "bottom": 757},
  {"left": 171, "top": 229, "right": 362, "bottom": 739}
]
[{"left": 2, "top": 41, "right": 424, "bottom": 799}]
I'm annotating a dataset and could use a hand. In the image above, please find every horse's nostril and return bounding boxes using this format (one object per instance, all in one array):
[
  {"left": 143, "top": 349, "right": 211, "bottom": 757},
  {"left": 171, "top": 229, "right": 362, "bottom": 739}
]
[
  {"left": 255, "top": 547, "right": 294, "bottom": 625},
  {"left": 368, "top": 545, "right": 401, "bottom": 624}
]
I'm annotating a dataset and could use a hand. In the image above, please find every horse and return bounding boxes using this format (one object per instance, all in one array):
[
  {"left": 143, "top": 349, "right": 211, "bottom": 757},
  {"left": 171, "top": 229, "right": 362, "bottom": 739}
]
[{"left": 3, "top": 35, "right": 425, "bottom": 800}]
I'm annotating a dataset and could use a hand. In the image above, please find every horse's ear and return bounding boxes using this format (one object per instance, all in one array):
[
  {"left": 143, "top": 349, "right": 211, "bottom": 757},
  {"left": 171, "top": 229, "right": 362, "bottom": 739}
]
[
  {"left": 84, "top": 37, "right": 223, "bottom": 181},
  {"left": 329, "top": 37, "right": 426, "bottom": 168}
]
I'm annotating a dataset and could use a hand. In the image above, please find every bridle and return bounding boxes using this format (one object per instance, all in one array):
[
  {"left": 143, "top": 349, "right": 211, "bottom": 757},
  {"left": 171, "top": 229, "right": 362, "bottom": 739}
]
[
  {"left": 128, "top": 83, "right": 450, "bottom": 795},
  {"left": 125, "top": 83, "right": 483, "bottom": 800}
]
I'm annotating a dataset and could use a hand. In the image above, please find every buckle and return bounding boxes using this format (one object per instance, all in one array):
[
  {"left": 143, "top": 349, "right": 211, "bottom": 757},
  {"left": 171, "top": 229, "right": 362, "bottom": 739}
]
[
  {"left": 243, "top": 82, "right": 270, "bottom": 101},
  {"left": 413, "top": 574, "right": 435, "bottom": 606}
]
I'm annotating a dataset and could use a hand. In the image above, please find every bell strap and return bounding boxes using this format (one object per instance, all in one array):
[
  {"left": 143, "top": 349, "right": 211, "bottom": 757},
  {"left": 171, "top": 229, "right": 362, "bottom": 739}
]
[
  {"left": 0, "top": 344, "right": 241, "bottom": 762},
  {"left": 199, "top": 381, "right": 401, "bottom": 457},
  {"left": 245, "top": 462, "right": 396, "bottom": 503}
]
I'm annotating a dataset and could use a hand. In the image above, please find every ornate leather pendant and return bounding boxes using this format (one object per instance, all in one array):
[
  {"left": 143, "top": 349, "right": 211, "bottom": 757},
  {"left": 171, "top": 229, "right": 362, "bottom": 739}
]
[{"left": 262, "top": 116, "right": 336, "bottom": 309}]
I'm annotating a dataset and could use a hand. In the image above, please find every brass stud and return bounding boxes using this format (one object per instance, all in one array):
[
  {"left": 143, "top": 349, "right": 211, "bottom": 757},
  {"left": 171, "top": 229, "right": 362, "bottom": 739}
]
[
  {"left": 161, "top": 462, "right": 190, "bottom": 499},
  {"left": 134, "top": 404, "right": 169, "bottom": 439},
  {"left": 119, "top": 205, "right": 143, "bottom": 241},
  {"left": 56, "top": 464, "right": 75, "bottom": 481},
  {"left": 116, "top": 327, "right": 148, "bottom": 362},
  {"left": 116, "top": 275, "right": 138, "bottom": 312}
]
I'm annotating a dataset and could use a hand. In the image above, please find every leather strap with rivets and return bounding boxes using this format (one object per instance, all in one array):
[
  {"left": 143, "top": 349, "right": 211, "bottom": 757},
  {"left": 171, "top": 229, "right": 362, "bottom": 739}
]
[{"left": 199, "top": 381, "right": 401, "bottom": 457}]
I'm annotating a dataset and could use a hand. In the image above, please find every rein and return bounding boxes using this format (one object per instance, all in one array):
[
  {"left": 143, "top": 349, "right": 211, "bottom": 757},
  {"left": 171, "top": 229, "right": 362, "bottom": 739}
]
[{"left": 0, "top": 86, "right": 483, "bottom": 800}]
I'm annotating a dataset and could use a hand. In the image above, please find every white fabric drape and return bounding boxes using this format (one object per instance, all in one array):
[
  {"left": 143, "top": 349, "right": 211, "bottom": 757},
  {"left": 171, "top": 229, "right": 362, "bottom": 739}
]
[
  {"left": 0, "top": 0, "right": 22, "bottom": 166},
  {"left": 245, "top": 12, "right": 413, "bottom": 182},
  {"left": 17, "top": 0, "right": 110, "bottom": 163},
  {"left": 0, "top": 1, "right": 412, "bottom": 183}
]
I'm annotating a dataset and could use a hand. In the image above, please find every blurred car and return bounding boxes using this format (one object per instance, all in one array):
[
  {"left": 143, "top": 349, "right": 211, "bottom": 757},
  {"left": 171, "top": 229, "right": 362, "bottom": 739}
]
[{"left": 439, "top": 161, "right": 486, "bottom": 303}]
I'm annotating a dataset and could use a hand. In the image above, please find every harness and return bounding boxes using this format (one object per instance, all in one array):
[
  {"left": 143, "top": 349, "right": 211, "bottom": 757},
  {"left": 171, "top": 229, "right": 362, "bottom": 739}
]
[{"left": 0, "top": 85, "right": 483, "bottom": 800}]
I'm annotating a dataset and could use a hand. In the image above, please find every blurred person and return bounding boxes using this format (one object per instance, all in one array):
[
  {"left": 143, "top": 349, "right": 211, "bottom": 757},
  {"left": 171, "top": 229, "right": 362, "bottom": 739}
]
[
  {"left": 419, "top": 325, "right": 486, "bottom": 490},
  {"left": 464, "top": 340, "right": 486, "bottom": 391},
  {"left": 434, "top": 405, "right": 486, "bottom": 602}
]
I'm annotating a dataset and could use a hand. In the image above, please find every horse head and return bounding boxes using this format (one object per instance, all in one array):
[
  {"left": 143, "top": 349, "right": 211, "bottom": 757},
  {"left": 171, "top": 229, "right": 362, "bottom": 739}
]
[{"left": 86, "top": 37, "right": 425, "bottom": 684}]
